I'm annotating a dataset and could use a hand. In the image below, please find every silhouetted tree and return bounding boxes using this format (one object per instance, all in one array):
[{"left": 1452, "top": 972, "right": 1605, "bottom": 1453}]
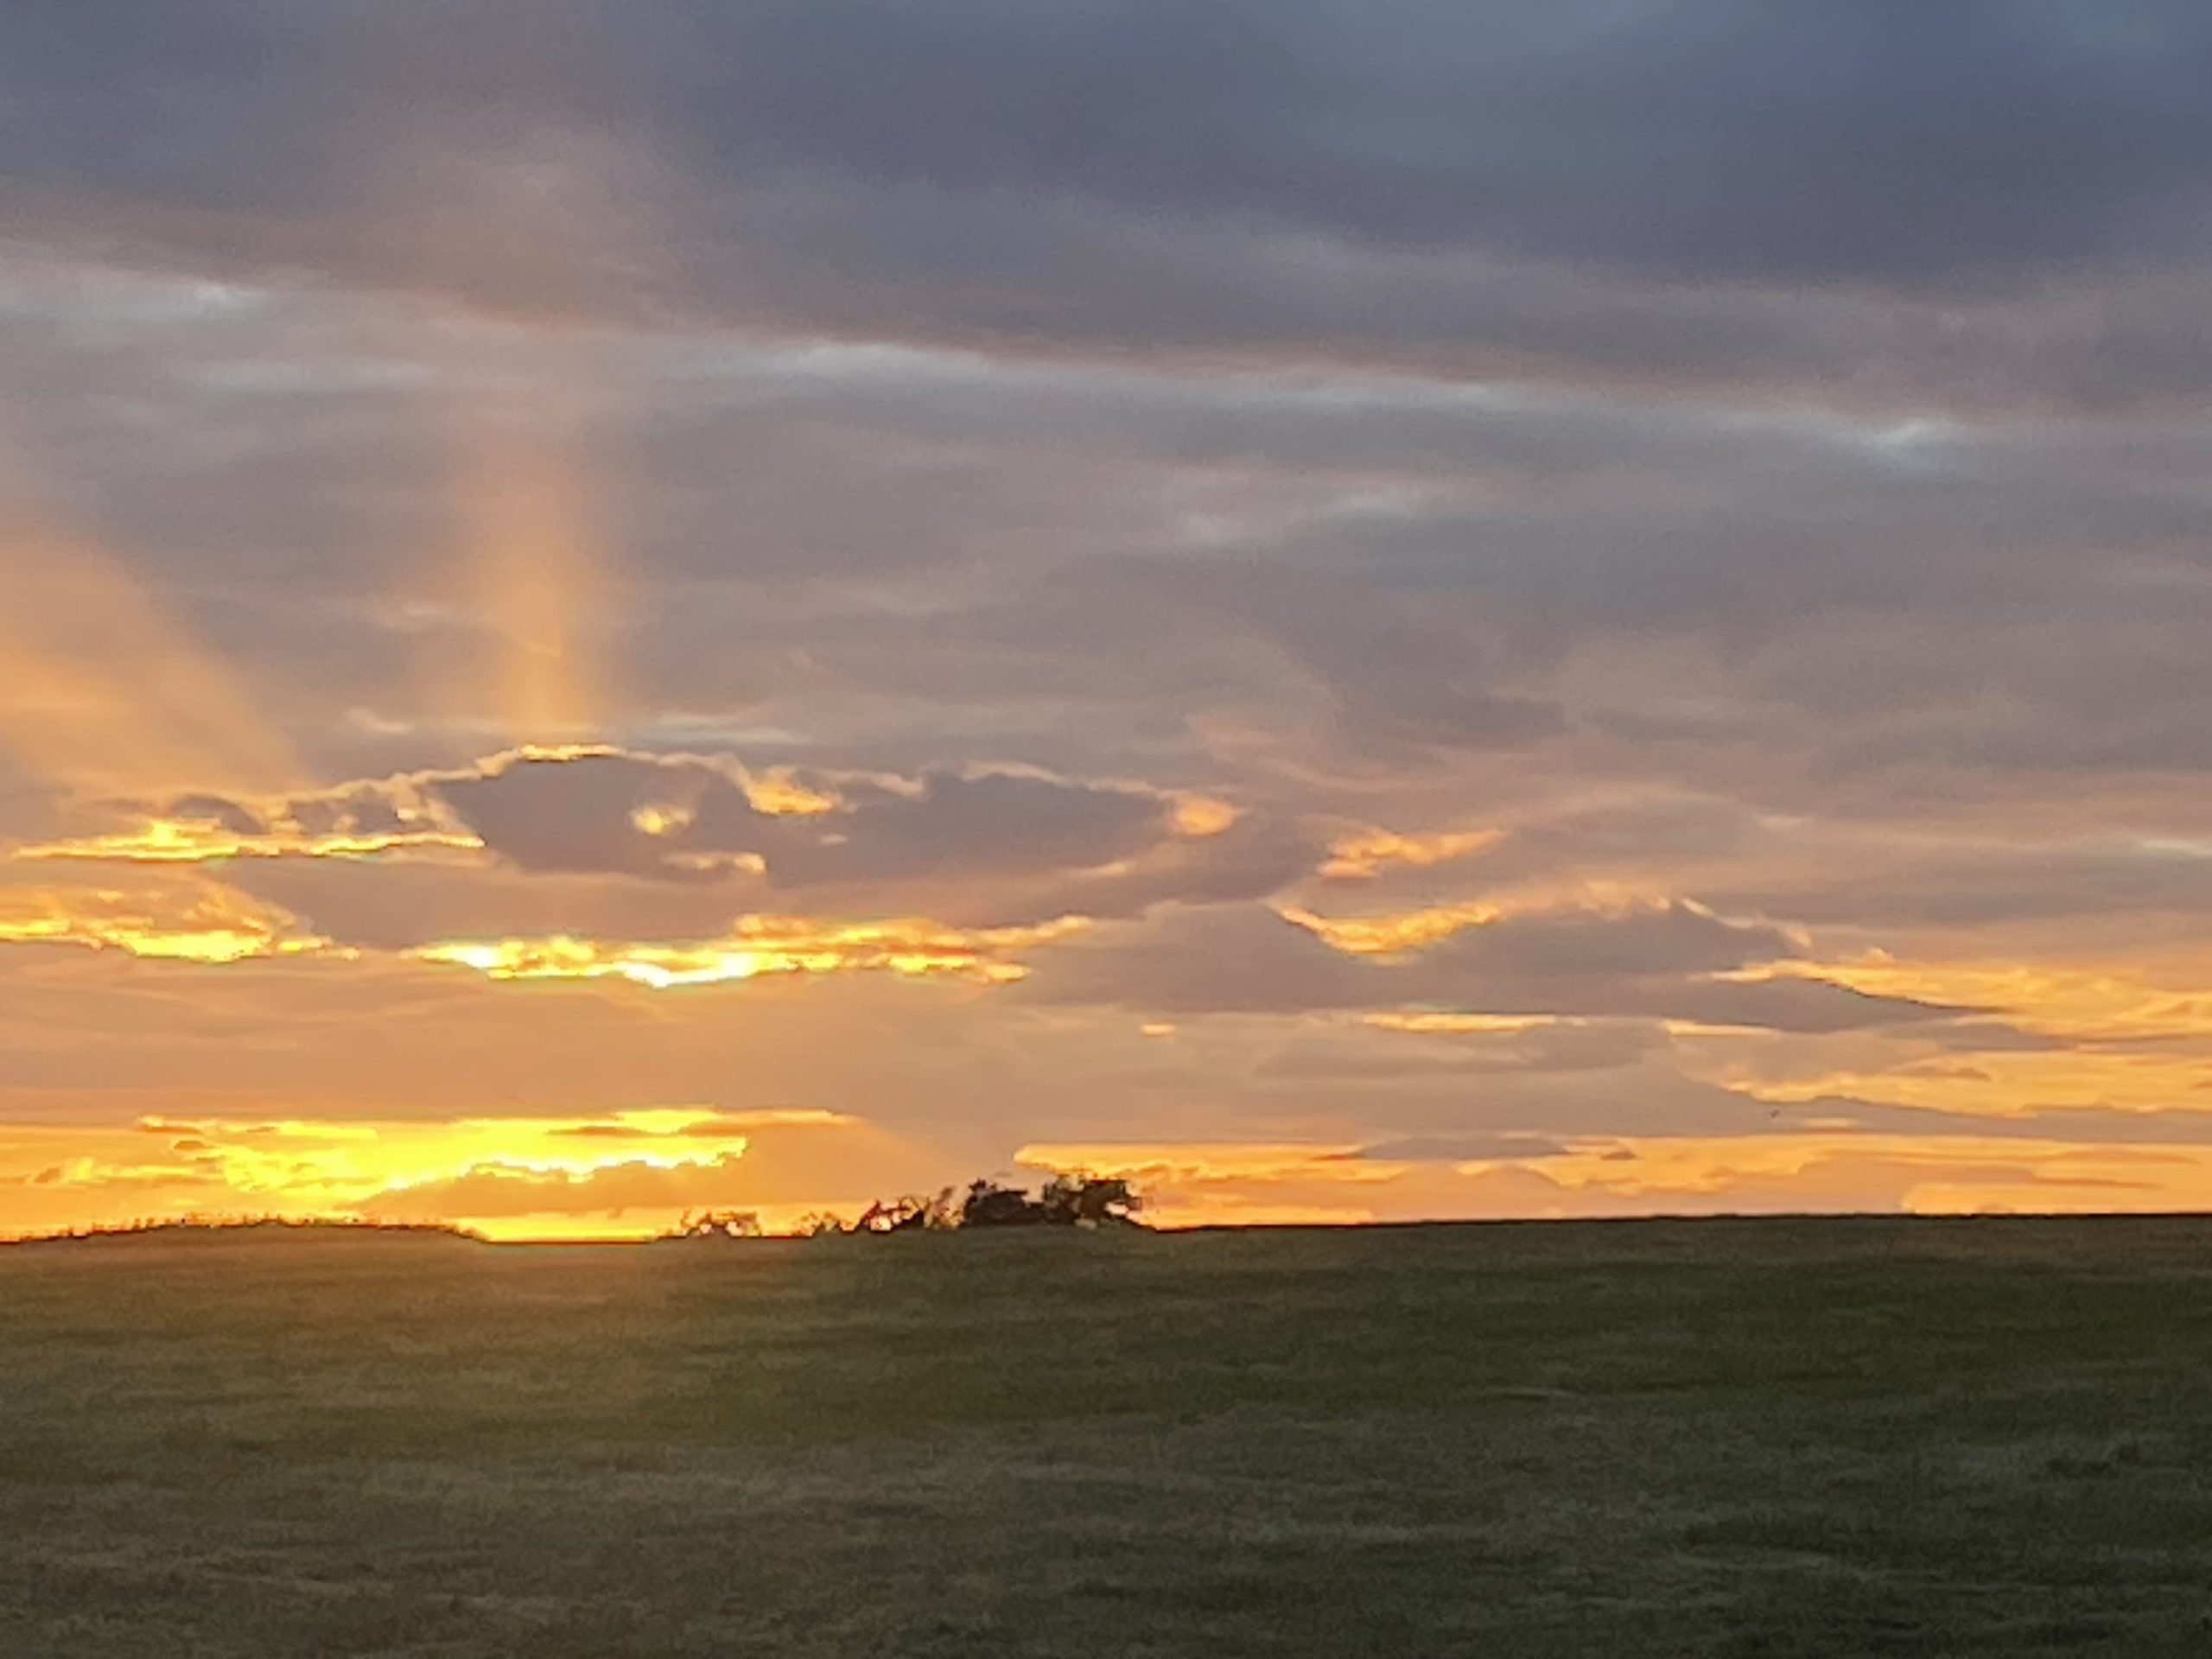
[
  {"left": 655, "top": 1177, "right": 1144, "bottom": 1243},
  {"left": 960, "top": 1178, "right": 1046, "bottom": 1228},
  {"left": 1039, "top": 1174, "right": 1142, "bottom": 1228},
  {"left": 856, "top": 1192, "right": 956, "bottom": 1232},
  {"left": 957, "top": 1174, "right": 1144, "bottom": 1229},
  {"left": 672, "top": 1210, "right": 764, "bottom": 1240}
]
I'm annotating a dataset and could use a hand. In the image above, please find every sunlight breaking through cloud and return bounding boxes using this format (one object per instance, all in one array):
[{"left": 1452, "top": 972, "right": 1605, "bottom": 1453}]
[
  {"left": 0, "top": 881, "right": 332, "bottom": 963},
  {"left": 412, "top": 915, "right": 1092, "bottom": 989},
  {"left": 16, "top": 817, "right": 482, "bottom": 867}
]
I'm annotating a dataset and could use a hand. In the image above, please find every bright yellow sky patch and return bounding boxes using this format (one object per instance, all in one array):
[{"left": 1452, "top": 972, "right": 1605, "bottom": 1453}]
[
  {"left": 0, "top": 1108, "right": 914, "bottom": 1243},
  {"left": 413, "top": 914, "right": 1090, "bottom": 988}
]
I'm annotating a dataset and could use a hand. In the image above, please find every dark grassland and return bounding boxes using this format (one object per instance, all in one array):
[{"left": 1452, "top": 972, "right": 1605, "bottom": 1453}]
[{"left": 4, "top": 1218, "right": 2212, "bottom": 1656}]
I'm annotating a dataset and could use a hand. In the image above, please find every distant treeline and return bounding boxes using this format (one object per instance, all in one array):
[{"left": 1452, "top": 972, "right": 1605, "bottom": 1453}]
[
  {"left": 7, "top": 1183, "right": 1146, "bottom": 1251},
  {"left": 3, "top": 1216, "right": 476, "bottom": 1248},
  {"left": 669, "top": 1174, "right": 1144, "bottom": 1241}
]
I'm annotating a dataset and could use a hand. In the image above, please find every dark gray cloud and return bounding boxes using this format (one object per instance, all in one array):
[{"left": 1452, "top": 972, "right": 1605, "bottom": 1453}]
[
  {"left": 11, "top": 3, "right": 2212, "bottom": 410},
  {"left": 70, "top": 749, "right": 1307, "bottom": 942},
  {"left": 428, "top": 751, "right": 1289, "bottom": 919},
  {"left": 677, "top": 0, "right": 2212, "bottom": 284},
  {"left": 14, "top": 2, "right": 2212, "bottom": 285}
]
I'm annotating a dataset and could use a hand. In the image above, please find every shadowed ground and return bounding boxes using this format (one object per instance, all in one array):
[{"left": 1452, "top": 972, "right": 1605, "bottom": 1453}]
[{"left": 4, "top": 1217, "right": 2212, "bottom": 1656}]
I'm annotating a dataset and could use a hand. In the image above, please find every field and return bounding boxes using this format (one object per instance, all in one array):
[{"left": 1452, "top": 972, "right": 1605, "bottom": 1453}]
[{"left": 5, "top": 1217, "right": 2212, "bottom": 1656}]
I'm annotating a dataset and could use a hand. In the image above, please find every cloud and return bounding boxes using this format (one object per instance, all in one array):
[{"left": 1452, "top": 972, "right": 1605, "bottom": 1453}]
[
  {"left": 14, "top": 789, "right": 480, "bottom": 866},
  {"left": 428, "top": 750, "right": 1235, "bottom": 904},
  {"left": 0, "top": 875, "right": 330, "bottom": 964},
  {"left": 0, "top": 1107, "right": 948, "bottom": 1241},
  {"left": 5, "top": 746, "right": 1302, "bottom": 965},
  {"left": 412, "top": 913, "right": 1086, "bottom": 989},
  {"left": 37, "top": 744, "right": 1289, "bottom": 916},
  {"left": 1017, "top": 1128, "right": 2212, "bottom": 1228},
  {"left": 13, "top": 1, "right": 2212, "bottom": 414},
  {"left": 1760, "top": 956, "right": 2212, "bottom": 1046},
  {"left": 1032, "top": 899, "right": 1963, "bottom": 1034},
  {"left": 1320, "top": 827, "right": 1502, "bottom": 882}
]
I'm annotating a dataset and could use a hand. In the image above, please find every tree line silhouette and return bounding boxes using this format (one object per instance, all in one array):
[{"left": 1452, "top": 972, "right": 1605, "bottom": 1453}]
[
  {"left": 6, "top": 1216, "right": 475, "bottom": 1247},
  {"left": 670, "top": 1174, "right": 1143, "bottom": 1241}
]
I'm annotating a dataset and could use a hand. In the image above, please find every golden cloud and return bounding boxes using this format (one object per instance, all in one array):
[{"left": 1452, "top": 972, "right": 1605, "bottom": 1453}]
[
  {"left": 1319, "top": 826, "right": 1502, "bottom": 881},
  {"left": 16, "top": 817, "right": 482, "bottom": 867},
  {"left": 1363, "top": 1011, "right": 1563, "bottom": 1036},
  {"left": 1709, "top": 1047, "right": 2212, "bottom": 1119},
  {"left": 1278, "top": 900, "right": 1502, "bottom": 956},
  {"left": 1754, "top": 954, "right": 2212, "bottom": 1046},
  {"left": 412, "top": 914, "right": 1091, "bottom": 989},
  {"left": 8, "top": 755, "right": 503, "bottom": 868},
  {"left": 743, "top": 769, "right": 843, "bottom": 817},
  {"left": 1171, "top": 794, "right": 1242, "bottom": 838},
  {"left": 1675, "top": 951, "right": 2212, "bottom": 1117},
  {"left": 0, "top": 880, "right": 332, "bottom": 964}
]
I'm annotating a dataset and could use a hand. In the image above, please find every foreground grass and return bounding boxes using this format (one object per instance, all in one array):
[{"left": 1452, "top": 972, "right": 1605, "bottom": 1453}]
[{"left": 3, "top": 1217, "right": 2212, "bottom": 1656}]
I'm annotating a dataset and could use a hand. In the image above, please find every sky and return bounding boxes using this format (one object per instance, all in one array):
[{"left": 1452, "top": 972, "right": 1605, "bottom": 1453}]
[{"left": 5, "top": 1, "right": 2212, "bottom": 1238}]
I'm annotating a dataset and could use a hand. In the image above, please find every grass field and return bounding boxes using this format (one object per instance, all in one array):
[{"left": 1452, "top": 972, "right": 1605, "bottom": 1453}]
[{"left": 5, "top": 1217, "right": 2212, "bottom": 1656}]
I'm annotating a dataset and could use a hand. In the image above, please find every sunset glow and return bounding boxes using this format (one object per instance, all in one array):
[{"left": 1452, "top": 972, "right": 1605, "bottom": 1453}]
[
  {"left": 6, "top": 0, "right": 2212, "bottom": 1247},
  {"left": 0, "top": 1109, "right": 932, "bottom": 1242}
]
